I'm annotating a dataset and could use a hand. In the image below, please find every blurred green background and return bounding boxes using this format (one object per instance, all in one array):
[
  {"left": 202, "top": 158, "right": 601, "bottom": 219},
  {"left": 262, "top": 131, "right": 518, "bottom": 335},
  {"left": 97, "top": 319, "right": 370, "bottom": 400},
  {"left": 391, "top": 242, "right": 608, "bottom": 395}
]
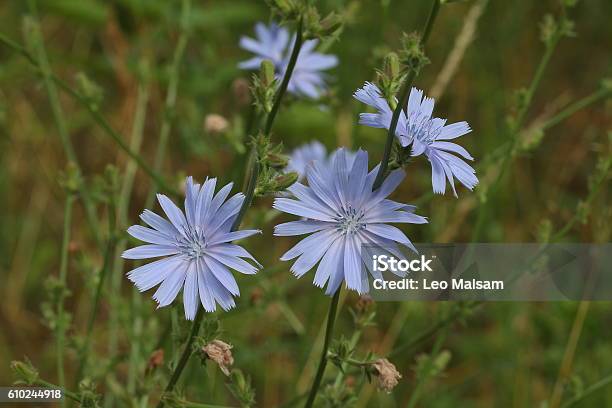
[{"left": 0, "top": 0, "right": 610, "bottom": 407}]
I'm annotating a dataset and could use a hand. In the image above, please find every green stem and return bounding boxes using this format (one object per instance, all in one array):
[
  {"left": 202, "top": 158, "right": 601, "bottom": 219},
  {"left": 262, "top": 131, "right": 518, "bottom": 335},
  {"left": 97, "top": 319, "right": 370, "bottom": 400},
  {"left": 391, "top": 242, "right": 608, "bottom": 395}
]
[
  {"left": 263, "top": 18, "right": 303, "bottom": 136},
  {"left": 304, "top": 288, "right": 341, "bottom": 408},
  {"left": 156, "top": 13, "right": 302, "bottom": 406},
  {"left": 332, "top": 330, "right": 362, "bottom": 387},
  {"left": 471, "top": 29, "right": 563, "bottom": 242},
  {"left": 232, "top": 18, "right": 304, "bottom": 230},
  {"left": 373, "top": 73, "right": 415, "bottom": 190},
  {"left": 540, "top": 87, "right": 611, "bottom": 130},
  {"left": 24, "top": 1, "right": 102, "bottom": 249},
  {"left": 389, "top": 301, "right": 481, "bottom": 358},
  {"left": 231, "top": 152, "right": 259, "bottom": 231},
  {"left": 165, "top": 397, "right": 236, "bottom": 408},
  {"left": 0, "top": 33, "right": 177, "bottom": 197},
  {"left": 152, "top": 0, "right": 191, "bottom": 181},
  {"left": 560, "top": 374, "right": 612, "bottom": 408},
  {"left": 421, "top": 0, "right": 441, "bottom": 45},
  {"left": 75, "top": 208, "right": 116, "bottom": 384},
  {"left": 373, "top": 0, "right": 441, "bottom": 190},
  {"left": 56, "top": 194, "right": 74, "bottom": 406},
  {"left": 406, "top": 329, "right": 448, "bottom": 408},
  {"left": 551, "top": 161, "right": 609, "bottom": 242},
  {"left": 112, "top": 78, "right": 150, "bottom": 397},
  {"left": 156, "top": 307, "right": 205, "bottom": 408},
  {"left": 34, "top": 379, "right": 80, "bottom": 403}
]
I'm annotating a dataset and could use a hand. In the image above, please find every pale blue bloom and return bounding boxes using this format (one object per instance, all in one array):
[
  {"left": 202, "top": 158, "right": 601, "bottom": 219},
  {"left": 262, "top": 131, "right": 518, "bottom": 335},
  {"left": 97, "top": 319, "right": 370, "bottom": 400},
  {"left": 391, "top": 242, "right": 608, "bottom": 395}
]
[
  {"left": 123, "top": 177, "right": 261, "bottom": 319},
  {"left": 287, "top": 142, "right": 357, "bottom": 181},
  {"left": 274, "top": 148, "right": 427, "bottom": 295},
  {"left": 286, "top": 141, "right": 328, "bottom": 180},
  {"left": 239, "top": 22, "right": 338, "bottom": 99},
  {"left": 354, "top": 82, "right": 478, "bottom": 196}
]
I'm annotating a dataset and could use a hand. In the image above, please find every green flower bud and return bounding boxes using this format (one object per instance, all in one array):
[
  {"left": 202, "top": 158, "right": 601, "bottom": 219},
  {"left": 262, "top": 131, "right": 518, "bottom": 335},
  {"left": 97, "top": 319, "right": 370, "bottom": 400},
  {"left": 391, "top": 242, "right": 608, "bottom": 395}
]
[
  {"left": 267, "top": 152, "right": 290, "bottom": 169},
  {"left": 10, "top": 359, "right": 39, "bottom": 385},
  {"left": 59, "top": 162, "right": 82, "bottom": 194},
  {"left": 227, "top": 369, "right": 256, "bottom": 407},
  {"left": 260, "top": 60, "right": 276, "bottom": 87},
  {"left": 267, "top": 0, "right": 302, "bottom": 21},
  {"left": 75, "top": 72, "right": 104, "bottom": 109},
  {"left": 273, "top": 172, "right": 298, "bottom": 191},
  {"left": 320, "top": 12, "right": 343, "bottom": 37},
  {"left": 399, "top": 32, "right": 429, "bottom": 73}
]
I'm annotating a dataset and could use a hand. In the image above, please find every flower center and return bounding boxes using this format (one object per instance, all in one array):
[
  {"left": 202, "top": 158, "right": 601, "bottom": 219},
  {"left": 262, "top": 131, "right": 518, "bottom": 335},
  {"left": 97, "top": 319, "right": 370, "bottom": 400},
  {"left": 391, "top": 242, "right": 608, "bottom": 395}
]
[
  {"left": 177, "top": 226, "right": 207, "bottom": 259},
  {"left": 407, "top": 112, "right": 443, "bottom": 144},
  {"left": 334, "top": 204, "right": 366, "bottom": 235}
]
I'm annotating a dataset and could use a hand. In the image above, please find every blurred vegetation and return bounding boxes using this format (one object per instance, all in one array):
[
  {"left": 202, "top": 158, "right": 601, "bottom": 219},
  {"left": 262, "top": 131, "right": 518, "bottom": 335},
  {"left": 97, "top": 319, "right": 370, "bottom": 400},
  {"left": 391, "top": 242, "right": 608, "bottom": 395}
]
[{"left": 0, "top": 0, "right": 610, "bottom": 407}]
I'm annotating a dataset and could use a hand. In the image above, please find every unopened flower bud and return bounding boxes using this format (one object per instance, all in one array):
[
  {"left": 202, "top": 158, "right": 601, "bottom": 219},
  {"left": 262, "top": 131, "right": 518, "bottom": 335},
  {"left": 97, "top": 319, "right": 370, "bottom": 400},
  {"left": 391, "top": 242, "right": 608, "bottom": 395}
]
[
  {"left": 273, "top": 172, "right": 299, "bottom": 191},
  {"left": 400, "top": 32, "right": 429, "bottom": 72},
  {"left": 11, "top": 360, "right": 39, "bottom": 385},
  {"left": 75, "top": 72, "right": 104, "bottom": 108},
  {"left": 203, "top": 340, "right": 234, "bottom": 376},
  {"left": 383, "top": 52, "right": 401, "bottom": 80},
  {"left": 267, "top": 152, "right": 290, "bottom": 169},
  {"left": 260, "top": 60, "right": 276, "bottom": 87},
  {"left": 320, "top": 12, "right": 343, "bottom": 37},
  {"left": 204, "top": 114, "right": 229, "bottom": 135},
  {"left": 356, "top": 294, "right": 374, "bottom": 313},
  {"left": 372, "top": 358, "right": 401, "bottom": 393}
]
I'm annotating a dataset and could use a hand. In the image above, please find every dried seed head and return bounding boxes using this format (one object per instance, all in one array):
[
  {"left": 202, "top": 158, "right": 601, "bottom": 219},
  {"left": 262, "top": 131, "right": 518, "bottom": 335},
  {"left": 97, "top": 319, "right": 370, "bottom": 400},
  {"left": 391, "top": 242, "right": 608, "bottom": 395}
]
[
  {"left": 204, "top": 114, "right": 229, "bottom": 135},
  {"left": 356, "top": 294, "right": 374, "bottom": 312},
  {"left": 203, "top": 340, "right": 234, "bottom": 376},
  {"left": 372, "top": 358, "right": 402, "bottom": 393}
]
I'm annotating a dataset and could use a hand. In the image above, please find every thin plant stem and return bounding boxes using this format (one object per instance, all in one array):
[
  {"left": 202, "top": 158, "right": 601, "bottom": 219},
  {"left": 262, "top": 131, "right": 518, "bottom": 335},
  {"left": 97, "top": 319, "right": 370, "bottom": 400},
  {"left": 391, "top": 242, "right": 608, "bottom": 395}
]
[
  {"left": 156, "top": 15, "right": 303, "bottom": 406},
  {"left": 332, "top": 330, "right": 361, "bottom": 387},
  {"left": 156, "top": 307, "right": 205, "bottom": 408},
  {"left": 304, "top": 288, "right": 341, "bottom": 408},
  {"left": 56, "top": 193, "right": 74, "bottom": 407},
  {"left": 430, "top": 0, "right": 488, "bottom": 99},
  {"left": 471, "top": 27, "right": 563, "bottom": 242},
  {"left": 24, "top": 1, "right": 102, "bottom": 249},
  {"left": 34, "top": 379, "right": 81, "bottom": 403},
  {"left": 0, "top": 33, "right": 177, "bottom": 197},
  {"left": 110, "top": 78, "right": 150, "bottom": 397},
  {"left": 539, "top": 86, "right": 610, "bottom": 130},
  {"left": 560, "top": 373, "right": 612, "bottom": 408},
  {"left": 389, "top": 301, "right": 481, "bottom": 358},
  {"left": 421, "top": 0, "right": 441, "bottom": 45},
  {"left": 549, "top": 301, "right": 590, "bottom": 408},
  {"left": 406, "top": 328, "right": 448, "bottom": 408},
  {"left": 233, "top": 18, "right": 304, "bottom": 229},
  {"left": 75, "top": 207, "right": 117, "bottom": 384},
  {"left": 263, "top": 18, "right": 303, "bottom": 136},
  {"left": 232, "top": 154, "right": 259, "bottom": 231},
  {"left": 152, "top": 0, "right": 191, "bottom": 182},
  {"left": 373, "top": 0, "right": 441, "bottom": 190}
]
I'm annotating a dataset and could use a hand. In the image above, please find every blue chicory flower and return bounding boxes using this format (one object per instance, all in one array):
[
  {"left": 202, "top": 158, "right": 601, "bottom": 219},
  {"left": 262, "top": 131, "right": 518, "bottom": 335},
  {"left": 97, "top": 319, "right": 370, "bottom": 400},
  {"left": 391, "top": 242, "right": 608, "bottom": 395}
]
[
  {"left": 274, "top": 148, "right": 427, "bottom": 295},
  {"left": 286, "top": 141, "right": 357, "bottom": 181},
  {"left": 354, "top": 82, "right": 478, "bottom": 196},
  {"left": 123, "top": 177, "right": 261, "bottom": 319},
  {"left": 239, "top": 22, "right": 338, "bottom": 99}
]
